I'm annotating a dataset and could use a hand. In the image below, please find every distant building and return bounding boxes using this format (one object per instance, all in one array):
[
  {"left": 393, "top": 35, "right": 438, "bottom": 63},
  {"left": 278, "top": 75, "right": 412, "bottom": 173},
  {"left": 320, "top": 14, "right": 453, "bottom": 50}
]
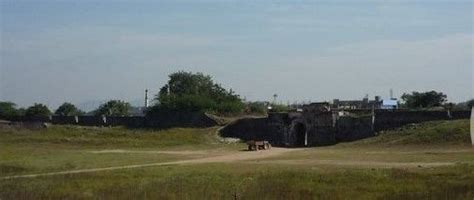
[
  {"left": 381, "top": 99, "right": 398, "bottom": 110},
  {"left": 332, "top": 96, "right": 383, "bottom": 110}
]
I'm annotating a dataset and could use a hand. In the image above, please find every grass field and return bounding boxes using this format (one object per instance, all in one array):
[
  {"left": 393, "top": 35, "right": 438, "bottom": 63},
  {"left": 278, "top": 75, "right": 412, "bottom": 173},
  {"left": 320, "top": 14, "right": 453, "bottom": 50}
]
[{"left": 1, "top": 120, "right": 473, "bottom": 199}]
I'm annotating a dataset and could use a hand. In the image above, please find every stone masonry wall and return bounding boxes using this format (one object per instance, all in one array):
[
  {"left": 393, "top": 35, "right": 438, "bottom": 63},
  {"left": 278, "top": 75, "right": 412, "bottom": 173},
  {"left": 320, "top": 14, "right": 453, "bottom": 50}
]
[
  {"left": 4, "top": 111, "right": 219, "bottom": 128},
  {"left": 219, "top": 110, "right": 471, "bottom": 147}
]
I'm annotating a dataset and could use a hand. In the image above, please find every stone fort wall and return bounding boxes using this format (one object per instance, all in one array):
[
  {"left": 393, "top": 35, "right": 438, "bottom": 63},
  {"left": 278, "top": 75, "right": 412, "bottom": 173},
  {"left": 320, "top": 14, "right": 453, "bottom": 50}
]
[
  {"left": 3, "top": 110, "right": 470, "bottom": 146},
  {"left": 4, "top": 112, "right": 219, "bottom": 128},
  {"left": 220, "top": 110, "right": 471, "bottom": 147}
]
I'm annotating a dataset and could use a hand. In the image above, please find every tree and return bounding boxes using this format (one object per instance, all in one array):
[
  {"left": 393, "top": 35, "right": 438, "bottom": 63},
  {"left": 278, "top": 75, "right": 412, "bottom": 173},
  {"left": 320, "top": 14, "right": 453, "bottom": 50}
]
[
  {"left": 55, "top": 102, "right": 84, "bottom": 116},
  {"left": 246, "top": 102, "right": 267, "bottom": 114},
  {"left": 94, "top": 100, "right": 131, "bottom": 116},
  {"left": 466, "top": 99, "right": 474, "bottom": 109},
  {"left": 151, "top": 71, "right": 244, "bottom": 114},
  {"left": 17, "top": 108, "right": 26, "bottom": 116},
  {"left": 25, "top": 103, "right": 51, "bottom": 119},
  {"left": 455, "top": 99, "right": 474, "bottom": 110},
  {"left": 401, "top": 91, "right": 447, "bottom": 109},
  {"left": 0, "top": 101, "right": 19, "bottom": 119}
]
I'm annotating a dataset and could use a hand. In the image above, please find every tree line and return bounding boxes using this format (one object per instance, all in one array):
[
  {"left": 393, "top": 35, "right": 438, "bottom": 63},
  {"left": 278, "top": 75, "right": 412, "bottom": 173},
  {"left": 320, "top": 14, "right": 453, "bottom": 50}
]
[
  {"left": 1, "top": 71, "right": 473, "bottom": 120},
  {"left": 0, "top": 100, "right": 133, "bottom": 120}
]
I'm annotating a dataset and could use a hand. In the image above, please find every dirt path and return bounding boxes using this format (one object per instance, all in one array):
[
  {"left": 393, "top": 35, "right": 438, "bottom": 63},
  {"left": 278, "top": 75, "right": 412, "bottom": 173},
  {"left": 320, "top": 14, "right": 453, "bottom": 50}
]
[
  {"left": 1, "top": 148, "right": 298, "bottom": 180},
  {"left": 88, "top": 149, "right": 208, "bottom": 155}
]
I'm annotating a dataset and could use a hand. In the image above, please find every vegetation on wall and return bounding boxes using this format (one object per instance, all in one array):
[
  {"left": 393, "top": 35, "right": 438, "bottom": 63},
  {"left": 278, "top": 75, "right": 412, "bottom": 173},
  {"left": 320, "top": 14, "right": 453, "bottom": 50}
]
[
  {"left": 0, "top": 102, "right": 20, "bottom": 119},
  {"left": 245, "top": 102, "right": 267, "bottom": 114},
  {"left": 54, "top": 102, "right": 84, "bottom": 116},
  {"left": 94, "top": 100, "right": 131, "bottom": 116},
  {"left": 401, "top": 90, "right": 447, "bottom": 109},
  {"left": 454, "top": 99, "right": 474, "bottom": 110},
  {"left": 149, "top": 71, "right": 244, "bottom": 115},
  {"left": 25, "top": 103, "right": 51, "bottom": 119}
]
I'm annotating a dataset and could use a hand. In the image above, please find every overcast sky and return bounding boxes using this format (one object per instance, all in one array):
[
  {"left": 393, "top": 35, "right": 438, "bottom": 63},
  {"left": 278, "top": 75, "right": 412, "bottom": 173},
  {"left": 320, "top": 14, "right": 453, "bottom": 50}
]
[{"left": 1, "top": 0, "right": 473, "bottom": 109}]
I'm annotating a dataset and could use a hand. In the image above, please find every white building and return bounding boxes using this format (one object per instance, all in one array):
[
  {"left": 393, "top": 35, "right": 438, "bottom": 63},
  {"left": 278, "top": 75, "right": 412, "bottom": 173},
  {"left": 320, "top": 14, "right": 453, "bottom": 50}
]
[{"left": 381, "top": 99, "right": 398, "bottom": 109}]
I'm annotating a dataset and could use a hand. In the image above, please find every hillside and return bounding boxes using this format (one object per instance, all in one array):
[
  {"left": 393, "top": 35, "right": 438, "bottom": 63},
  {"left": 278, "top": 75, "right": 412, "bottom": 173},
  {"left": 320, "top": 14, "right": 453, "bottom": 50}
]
[{"left": 353, "top": 119, "right": 471, "bottom": 146}]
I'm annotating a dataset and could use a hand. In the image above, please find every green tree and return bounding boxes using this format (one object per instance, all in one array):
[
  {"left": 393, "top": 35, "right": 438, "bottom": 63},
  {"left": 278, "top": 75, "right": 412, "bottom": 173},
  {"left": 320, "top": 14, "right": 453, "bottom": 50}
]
[
  {"left": 17, "top": 108, "right": 26, "bottom": 116},
  {"left": 401, "top": 91, "right": 447, "bottom": 109},
  {"left": 152, "top": 71, "right": 244, "bottom": 114},
  {"left": 455, "top": 99, "right": 474, "bottom": 110},
  {"left": 94, "top": 100, "right": 131, "bottom": 116},
  {"left": 466, "top": 99, "right": 474, "bottom": 109},
  {"left": 246, "top": 102, "right": 267, "bottom": 114},
  {"left": 25, "top": 103, "right": 51, "bottom": 119},
  {"left": 0, "top": 101, "right": 19, "bottom": 119},
  {"left": 55, "top": 102, "right": 84, "bottom": 116}
]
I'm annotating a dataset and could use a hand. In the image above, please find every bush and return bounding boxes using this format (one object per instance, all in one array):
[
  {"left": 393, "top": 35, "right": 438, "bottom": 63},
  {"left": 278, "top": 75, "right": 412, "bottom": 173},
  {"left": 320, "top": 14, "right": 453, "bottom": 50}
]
[
  {"left": 215, "top": 101, "right": 245, "bottom": 114},
  {"left": 94, "top": 100, "right": 131, "bottom": 116},
  {"left": 246, "top": 102, "right": 267, "bottom": 114},
  {"left": 55, "top": 102, "right": 84, "bottom": 116},
  {"left": 0, "top": 102, "right": 20, "bottom": 120},
  {"left": 25, "top": 103, "right": 51, "bottom": 119}
]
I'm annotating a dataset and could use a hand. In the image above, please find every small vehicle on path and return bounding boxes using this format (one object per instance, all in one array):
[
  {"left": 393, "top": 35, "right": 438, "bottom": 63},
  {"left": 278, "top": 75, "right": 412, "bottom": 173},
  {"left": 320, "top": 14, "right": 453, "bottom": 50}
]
[{"left": 246, "top": 140, "right": 271, "bottom": 151}]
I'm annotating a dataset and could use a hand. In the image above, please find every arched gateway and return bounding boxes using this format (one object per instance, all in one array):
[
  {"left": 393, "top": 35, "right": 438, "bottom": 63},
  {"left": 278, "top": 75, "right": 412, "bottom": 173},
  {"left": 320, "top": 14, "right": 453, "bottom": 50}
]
[{"left": 290, "top": 120, "right": 307, "bottom": 147}]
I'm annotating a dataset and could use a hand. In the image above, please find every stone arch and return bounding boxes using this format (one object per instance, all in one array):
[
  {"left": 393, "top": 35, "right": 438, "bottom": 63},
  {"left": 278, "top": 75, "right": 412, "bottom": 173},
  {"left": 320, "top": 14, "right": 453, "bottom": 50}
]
[{"left": 290, "top": 119, "right": 307, "bottom": 147}]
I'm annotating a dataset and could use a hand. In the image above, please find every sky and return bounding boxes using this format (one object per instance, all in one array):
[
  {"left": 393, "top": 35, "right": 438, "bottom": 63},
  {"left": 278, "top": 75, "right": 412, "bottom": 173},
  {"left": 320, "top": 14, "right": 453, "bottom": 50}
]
[{"left": 1, "top": 0, "right": 473, "bottom": 110}]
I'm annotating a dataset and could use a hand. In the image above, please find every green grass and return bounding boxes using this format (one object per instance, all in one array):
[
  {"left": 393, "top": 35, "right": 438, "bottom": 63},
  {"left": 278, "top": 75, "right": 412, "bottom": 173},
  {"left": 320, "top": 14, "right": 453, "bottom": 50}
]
[
  {"left": 1, "top": 163, "right": 472, "bottom": 199},
  {"left": 0, "top": 125, "right": 231, "bottom": 148},
  {"left": 1, "top": 120, "right": 473, "bottom": 199},
  {"left": 356, "top": 119, "right": 471, "bottom": 146},
  {"left": 0, "top": 125, "right": 244, "bottom": 176}
]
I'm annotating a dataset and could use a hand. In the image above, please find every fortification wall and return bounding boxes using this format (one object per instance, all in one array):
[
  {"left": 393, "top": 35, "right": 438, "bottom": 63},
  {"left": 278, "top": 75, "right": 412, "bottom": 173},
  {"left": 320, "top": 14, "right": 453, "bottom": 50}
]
[
  {"left": 220, "top": 113, "right": 295, "bottom": 146},
  {"left": 219, "top": 110, "right": 471, "bottom": 147},
  {"left": 3, "top": 111, "right": 219, "bottom": 128},
  {"left": 303, "top": 112, "right": 337, "bottom": 146},
  {"left": 5, "top": 116, "right": 51, "bottom": 122},
  {"left": 145, "top": 111, "right": 218, "bottom": 128},
  {"left": 373, "top": 110, "right": 471, "bottom": 131},
  {"left": 220, "top": 118, "right": 269, "bottom": 140},
  {"left": 107, "top": 116, "right": 144, "bottom": 128},
  {"left": 75, "top": 116, "right": 106, "bottom": 126},
  {"left": 336, "top": 116, "right": 374, "bottom": 142},
  {"left": 52, "top": 116, "right": 78, "bottom": 125},
  {"left": 267, "top": 114, "right": 292, "bottom": 146},
  {"left": 0, "top": 121, "right": 47, "bottom": 130}
]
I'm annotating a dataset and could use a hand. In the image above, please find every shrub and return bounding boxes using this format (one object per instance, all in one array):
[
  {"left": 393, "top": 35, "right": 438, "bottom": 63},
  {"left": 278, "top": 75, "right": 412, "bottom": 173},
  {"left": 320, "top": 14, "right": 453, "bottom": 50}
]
[{"left": 25, "top": 103, "right": 51, "bottom": 119}]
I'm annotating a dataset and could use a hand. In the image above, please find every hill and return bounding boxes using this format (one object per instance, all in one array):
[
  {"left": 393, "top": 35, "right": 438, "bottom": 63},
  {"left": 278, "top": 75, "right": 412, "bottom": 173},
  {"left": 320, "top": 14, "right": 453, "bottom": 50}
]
[{"left": 353, "top": 119, "right": 471, "bottom": 146}]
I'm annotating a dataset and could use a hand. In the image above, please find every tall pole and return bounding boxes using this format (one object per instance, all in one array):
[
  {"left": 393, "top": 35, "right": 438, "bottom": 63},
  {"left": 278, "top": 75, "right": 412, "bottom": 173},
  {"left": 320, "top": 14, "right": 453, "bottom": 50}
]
[
  {"left": 145, "top": 89, "right": 149, "bottom": 108},
  {"left": 470, "top": 106, "right": 473, "bottom": 146}
]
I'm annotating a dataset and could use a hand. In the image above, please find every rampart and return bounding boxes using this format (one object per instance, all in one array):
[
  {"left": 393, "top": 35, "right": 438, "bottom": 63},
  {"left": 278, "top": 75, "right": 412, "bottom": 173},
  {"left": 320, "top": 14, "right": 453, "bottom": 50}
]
[
  {"left": 2, "top": 109, "right": 470, "bottom": 147},
  {"left": 220, "top": 110, "right": 471, "bottom": 147},
  {"left": 373, "top": 110, "right": 470, "bottom": 131},
  {"left": 3, "top": 111, "right": 219, "bottom": 128}
]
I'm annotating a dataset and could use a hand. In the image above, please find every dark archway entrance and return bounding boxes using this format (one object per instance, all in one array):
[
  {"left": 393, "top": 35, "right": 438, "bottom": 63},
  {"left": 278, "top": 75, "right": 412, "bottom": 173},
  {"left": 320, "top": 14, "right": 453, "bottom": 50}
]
[{"left": 294, "top": 123, "right": 306, "bottom": 147}]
